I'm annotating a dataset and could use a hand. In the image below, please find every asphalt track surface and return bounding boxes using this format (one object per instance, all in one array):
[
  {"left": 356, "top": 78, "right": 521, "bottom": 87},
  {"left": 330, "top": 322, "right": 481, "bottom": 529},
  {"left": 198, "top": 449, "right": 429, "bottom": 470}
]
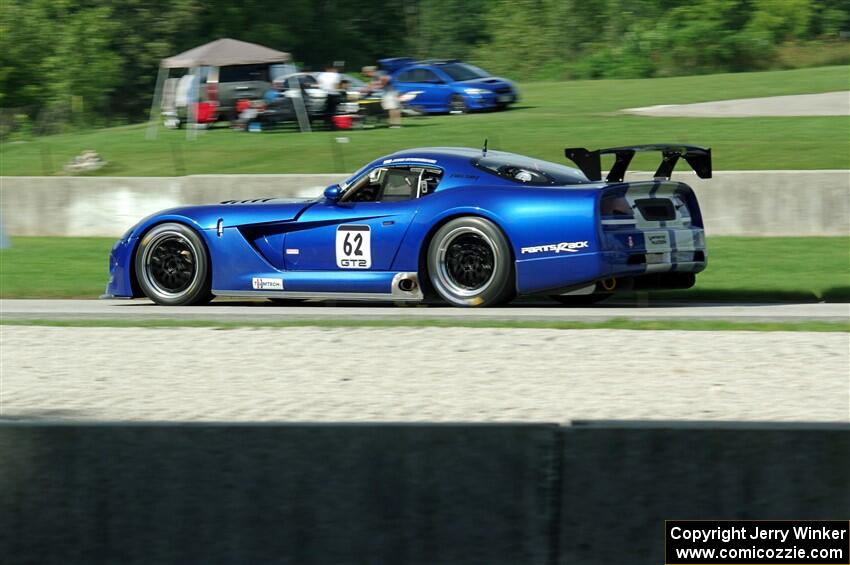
[
  {"left": 1, "top": 298, "right": 847, "bottom": 323},
  {"left": 623, "top": 91, "right": 850, "bottom": 117}
]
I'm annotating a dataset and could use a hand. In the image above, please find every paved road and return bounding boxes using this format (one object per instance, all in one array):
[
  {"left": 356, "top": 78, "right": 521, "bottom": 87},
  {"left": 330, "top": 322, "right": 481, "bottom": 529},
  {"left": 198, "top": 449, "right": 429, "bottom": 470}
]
[
  {"left": 1, "top": 299, "right": 847, "bottom": 323},
  {"left": 2, "top": 326, "right": 847, "bottom": 422},
  {"left": 623, "top": 91, "right": 850, "bottom": 117}
]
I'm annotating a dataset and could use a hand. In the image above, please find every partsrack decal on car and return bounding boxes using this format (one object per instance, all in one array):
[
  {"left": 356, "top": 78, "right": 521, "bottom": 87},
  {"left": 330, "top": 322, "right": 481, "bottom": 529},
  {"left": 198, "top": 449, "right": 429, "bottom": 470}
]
[
  {"left": 336, "top": 224, "right": 372, "bottom": 269},
  {"left": 252, "top": 277, "right": 284, "bottom": 290},
  {"left": 520, "top": 241, "right": 589, "bottom": 255}
]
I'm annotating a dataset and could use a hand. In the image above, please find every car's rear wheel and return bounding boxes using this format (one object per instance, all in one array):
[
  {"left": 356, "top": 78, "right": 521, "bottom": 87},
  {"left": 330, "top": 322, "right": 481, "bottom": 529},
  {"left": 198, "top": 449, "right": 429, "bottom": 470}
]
[
  {"left": 427, "top": 217, "right": 514, "bottom": 307},
  {"left": 449, "top": 94, "right": 468, "bottom": 114},
  {"left": 135, "top": 223, "right": 212, "bottom": 306}
]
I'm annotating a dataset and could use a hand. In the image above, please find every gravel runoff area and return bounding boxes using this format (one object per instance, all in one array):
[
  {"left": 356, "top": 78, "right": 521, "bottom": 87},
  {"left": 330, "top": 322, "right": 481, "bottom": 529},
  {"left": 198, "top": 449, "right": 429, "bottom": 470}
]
[
  {"left": 623, "top": 91, "right": 850, "bottom": 117},
  {"left": 1, "top": 326, "right": 847, "bottom": 423}
]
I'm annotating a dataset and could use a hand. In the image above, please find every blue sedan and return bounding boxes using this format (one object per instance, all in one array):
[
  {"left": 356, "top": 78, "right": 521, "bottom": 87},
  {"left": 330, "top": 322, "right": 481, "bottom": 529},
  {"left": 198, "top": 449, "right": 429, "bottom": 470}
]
[
  {"left": 386, "top": 60, "right": 519, "bottom": 114},
  {"left": 105, "top": 144, "right": 711, "bottom": 307}
]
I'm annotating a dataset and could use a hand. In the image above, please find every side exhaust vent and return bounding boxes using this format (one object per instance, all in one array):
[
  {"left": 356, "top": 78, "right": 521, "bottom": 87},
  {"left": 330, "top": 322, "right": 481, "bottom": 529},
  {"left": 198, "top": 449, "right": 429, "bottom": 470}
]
[{"left": 391, "top": 272, "right": 424, "bottom": 300}]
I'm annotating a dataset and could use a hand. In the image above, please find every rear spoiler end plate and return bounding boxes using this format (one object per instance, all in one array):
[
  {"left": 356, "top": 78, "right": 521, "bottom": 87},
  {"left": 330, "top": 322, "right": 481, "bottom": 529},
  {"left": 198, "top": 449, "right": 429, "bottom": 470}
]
[{"left": 564, "top": 144, "right": 712, "bottom": 182}]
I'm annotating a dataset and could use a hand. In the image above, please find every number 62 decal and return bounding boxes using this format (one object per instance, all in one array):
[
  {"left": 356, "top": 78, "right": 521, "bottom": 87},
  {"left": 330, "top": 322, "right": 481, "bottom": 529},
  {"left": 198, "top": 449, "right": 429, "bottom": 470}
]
[{"left": 336, "top": 225, "right": 372, "bottom": 269}]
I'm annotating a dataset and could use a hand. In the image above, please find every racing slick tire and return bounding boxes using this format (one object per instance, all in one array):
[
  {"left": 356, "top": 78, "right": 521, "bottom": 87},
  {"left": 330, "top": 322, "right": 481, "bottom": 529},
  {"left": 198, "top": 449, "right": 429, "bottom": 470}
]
[
  {"left": 135, "top": 223, "right": 213, "bottom": 306},
  {"left": 449, "top": 94, "right": 468, "bottom": 114},
  {"left": 427, "top": 217, "right": 514, "bottom": 307}
]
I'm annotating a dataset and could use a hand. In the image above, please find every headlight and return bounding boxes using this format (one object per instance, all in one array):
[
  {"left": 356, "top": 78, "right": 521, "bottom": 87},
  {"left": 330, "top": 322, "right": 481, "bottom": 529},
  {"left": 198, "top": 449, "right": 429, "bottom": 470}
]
[{"left": 463, "top": 88, "right": 487, "bottom": 95}]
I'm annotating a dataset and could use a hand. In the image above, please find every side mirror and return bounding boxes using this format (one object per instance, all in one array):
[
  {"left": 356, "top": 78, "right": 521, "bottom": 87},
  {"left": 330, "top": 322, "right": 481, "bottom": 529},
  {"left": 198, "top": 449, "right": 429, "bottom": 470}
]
[{"left": 324, "top": 185, "right": 341, "bottom": 202}]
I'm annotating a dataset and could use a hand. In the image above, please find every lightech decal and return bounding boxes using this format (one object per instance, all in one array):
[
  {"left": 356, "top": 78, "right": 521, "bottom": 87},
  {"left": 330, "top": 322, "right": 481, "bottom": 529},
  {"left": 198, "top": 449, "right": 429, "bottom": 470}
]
[
  {"left": 336, "top": 224, "right": 372, "bottom": 269},
  {"left": 252, "top": 277, "right": 284, "bottom": 290},
  {"left": 520, "top": 241, "right": 589, "bottom": 255}
]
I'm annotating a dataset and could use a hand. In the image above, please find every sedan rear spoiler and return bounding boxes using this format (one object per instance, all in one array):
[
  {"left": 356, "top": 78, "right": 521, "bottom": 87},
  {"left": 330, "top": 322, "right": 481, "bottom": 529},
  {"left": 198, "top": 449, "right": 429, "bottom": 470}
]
[{"left": 564, "top": 144, "right": 712, "bottom": 182}]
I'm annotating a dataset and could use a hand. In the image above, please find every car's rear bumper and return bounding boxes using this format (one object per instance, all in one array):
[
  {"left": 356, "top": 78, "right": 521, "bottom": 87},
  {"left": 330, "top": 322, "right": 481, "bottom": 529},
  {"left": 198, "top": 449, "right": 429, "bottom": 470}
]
[{"left": 515, "top": 227, "right": 707, "bottom": 295}]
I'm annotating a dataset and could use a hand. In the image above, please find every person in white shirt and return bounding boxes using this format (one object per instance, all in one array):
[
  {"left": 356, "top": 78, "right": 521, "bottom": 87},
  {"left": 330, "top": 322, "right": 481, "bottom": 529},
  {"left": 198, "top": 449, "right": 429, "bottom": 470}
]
[
  {"left": 317, "top": 65, "right": 341, "bottom": 129},
  {"left": 317, "top": 65, "right": 340, "bottom": 93}
]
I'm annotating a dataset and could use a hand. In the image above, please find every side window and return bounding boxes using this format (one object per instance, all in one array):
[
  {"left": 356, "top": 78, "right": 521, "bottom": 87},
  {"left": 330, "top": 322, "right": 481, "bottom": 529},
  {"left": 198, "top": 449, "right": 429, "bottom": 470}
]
[
  {"left": 409, "top": 69, "right": 428, "bottom": 83},
  {"left": 380, "top": 169, "right": 417, "bottom": 202},
  {"left": 396, "top": 70, "right": 413, "bottom": 83},
  {"left": 342, "top": 167, "right": 443, "bottom": 203},
  {"left": 418, "top": 69, "right": 441, "bottom": 83},
  {"left": 379, "top": 167, "right": 443, "bottom": 201}
]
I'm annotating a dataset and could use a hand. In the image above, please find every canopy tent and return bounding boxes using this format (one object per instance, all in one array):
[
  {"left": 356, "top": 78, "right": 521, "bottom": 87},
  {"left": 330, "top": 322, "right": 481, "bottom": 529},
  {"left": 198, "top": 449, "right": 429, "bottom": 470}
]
[
  {"left": 160, "top": 38, "right": 290, "bottom": 68},
  {"left": 147, "top": 38, "right": 296, "bottom": 140}
]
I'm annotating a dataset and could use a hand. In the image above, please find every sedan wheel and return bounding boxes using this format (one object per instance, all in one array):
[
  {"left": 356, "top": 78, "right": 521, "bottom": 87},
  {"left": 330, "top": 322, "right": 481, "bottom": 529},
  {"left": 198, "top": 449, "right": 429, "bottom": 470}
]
[
  {"left": 135, "top": 223, "right": 212, "bottom": 306},
  {"left": 449, "top": 94, "right": 468, "bottom": 114}
]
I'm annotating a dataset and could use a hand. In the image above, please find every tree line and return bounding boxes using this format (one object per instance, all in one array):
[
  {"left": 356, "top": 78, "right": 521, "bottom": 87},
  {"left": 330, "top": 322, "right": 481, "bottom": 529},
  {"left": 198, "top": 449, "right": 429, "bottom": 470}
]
[{"left": 0, "top": 0, "right": 847, "bottom": 125}]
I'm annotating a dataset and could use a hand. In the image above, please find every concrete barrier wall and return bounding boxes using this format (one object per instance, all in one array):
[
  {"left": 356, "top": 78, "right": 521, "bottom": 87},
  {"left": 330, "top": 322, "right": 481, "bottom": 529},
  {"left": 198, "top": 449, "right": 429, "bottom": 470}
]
[
  {"left": 559, "top": 421, "right": 850, "bottom": 564},
  {"left": 1, "top": 170, "right": 847, "bottom": 237},
  {"left": 0, "top": 422, "right": 847, "bottom": 565},
  {"left": 0, "top": 423, "right": 558, "bottom": 565},
  {"left": 0, "top": 174, "right": 345, "bottom": 237}
]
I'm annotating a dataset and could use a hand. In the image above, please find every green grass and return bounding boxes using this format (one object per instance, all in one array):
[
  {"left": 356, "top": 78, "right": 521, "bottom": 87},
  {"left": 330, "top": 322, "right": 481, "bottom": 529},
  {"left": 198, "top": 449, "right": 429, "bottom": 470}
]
[
  {"left": 1, "top": 236, "right": 847, "bottom": 301},
  {"left": 1, "top": 66, "right": 848, "bottom": 176},
  {"left": 2, "top": 318, "right": 847, "bottom": 332},
  {"left": 0, "top": 237, "right": 113, "bottom": 298}
]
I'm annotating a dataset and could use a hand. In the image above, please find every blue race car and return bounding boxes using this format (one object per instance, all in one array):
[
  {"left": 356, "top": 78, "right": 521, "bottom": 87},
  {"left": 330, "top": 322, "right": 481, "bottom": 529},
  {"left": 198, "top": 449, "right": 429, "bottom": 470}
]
[
  {"left": 105, "top": 144, "right": 710, "bottom": 307},
  {"left": 380, "top": 58, "right": 518, "bottom": 114}
]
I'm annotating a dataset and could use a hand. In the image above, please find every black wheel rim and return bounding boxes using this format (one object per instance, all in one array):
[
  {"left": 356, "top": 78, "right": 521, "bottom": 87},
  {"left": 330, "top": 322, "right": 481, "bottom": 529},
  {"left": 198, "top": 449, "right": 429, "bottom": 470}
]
[
  {"left": 444, "top": 233, "right": 495, "bottom": 290},
  {"left": 450, "top": 96, "right": 465, "bottom": 113},
  {"left": 147, "top": 235, "right": 196, "bottom": 294}
]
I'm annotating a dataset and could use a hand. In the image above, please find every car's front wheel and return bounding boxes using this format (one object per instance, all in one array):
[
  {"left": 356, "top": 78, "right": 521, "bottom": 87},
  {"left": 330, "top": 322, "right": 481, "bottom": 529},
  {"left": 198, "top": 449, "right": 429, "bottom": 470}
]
[
  {"left": 427, "top": 217, "right": 514, "bottom": 307},
  {"left": 449, "top": 94, "right": 468, "bottom": 114},
  {"left": 135, "top": 223, "right": 212, "bottom": 306}
]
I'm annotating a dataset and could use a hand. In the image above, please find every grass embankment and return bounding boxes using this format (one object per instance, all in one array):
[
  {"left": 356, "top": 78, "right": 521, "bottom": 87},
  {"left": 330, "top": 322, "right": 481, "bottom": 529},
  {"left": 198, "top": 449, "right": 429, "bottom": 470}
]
[
  {"left": 1, "top": 236, "right": 847, "bottom": 302},
  {"left": 1, "top": 66, "right": 848, "bottom": 176}
]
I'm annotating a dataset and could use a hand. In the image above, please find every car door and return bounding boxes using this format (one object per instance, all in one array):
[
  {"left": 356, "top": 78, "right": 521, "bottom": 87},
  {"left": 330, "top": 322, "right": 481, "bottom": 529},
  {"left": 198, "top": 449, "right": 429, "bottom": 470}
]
[
  {"left": 417, "top": 68, "right": 453, "bottom": 110},
  {"left": 393, "top": 68, "right": 445, "bottom": 111},
  {"left": 282, "top": 167, "right": 427, "bottom": 271}
]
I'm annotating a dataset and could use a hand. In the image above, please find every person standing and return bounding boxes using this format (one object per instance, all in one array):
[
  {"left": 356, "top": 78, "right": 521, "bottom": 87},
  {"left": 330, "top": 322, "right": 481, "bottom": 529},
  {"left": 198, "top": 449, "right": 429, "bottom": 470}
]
[
  {"left": 362, "top": 66, "right": 401, "bottom": 128},
  {"left": 317, "top": 64, "right": 341, "bottom": 128}
]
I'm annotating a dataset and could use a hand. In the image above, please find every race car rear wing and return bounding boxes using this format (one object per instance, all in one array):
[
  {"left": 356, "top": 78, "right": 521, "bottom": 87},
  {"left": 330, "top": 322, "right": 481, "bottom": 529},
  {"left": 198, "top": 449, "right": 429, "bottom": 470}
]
[{"left": 564, "top": 144, "right": 712, "bottom": 182}]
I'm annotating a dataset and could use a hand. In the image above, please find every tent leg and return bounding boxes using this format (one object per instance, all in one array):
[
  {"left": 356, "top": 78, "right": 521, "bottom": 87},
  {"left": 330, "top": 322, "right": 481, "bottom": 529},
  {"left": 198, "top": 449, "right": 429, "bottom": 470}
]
[
  {"left": 146, "top": 66, "right": 168, "bottom": 140},
  {"left": 280, "top": 63, "right": 310, "bottom": 133}
]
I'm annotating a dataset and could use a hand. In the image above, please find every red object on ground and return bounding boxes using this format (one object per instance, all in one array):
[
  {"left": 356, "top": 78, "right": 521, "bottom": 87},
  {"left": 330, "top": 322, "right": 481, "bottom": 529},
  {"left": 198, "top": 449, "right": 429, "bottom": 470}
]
[
  {"left": 332, "top": 115, "right": 353, "bottom": 129},
  {"left": 195, "top": 102, "right": 217, "bottom": 124},
  {"left": 235, "top": 99, "right": 252, "bottom": 114}
]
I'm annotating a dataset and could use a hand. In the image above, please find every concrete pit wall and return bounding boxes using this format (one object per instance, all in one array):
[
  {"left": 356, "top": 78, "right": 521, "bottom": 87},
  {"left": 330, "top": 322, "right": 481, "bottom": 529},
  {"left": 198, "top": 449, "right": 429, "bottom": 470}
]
[
  {"left": 0, "top": 171, "right": 848, "bottom": 237},
  {"left": 0, "top": 421, "right": 847, "bottom": 565}
]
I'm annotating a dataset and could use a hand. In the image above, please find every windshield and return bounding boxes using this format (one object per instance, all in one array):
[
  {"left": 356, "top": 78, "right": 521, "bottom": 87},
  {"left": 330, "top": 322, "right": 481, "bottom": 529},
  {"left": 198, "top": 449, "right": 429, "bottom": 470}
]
[
  {"left": 472, "top": 154, "right": 590, "bottom": 185},
  {"left": 440, "top": 63, "right": 490, "bottom": 82},
  {"left": 219, "top": 64, "right": 270, "bottom": 83},
  {"left": 340, "top": 162, "right": 373, "bottom": 190}
]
